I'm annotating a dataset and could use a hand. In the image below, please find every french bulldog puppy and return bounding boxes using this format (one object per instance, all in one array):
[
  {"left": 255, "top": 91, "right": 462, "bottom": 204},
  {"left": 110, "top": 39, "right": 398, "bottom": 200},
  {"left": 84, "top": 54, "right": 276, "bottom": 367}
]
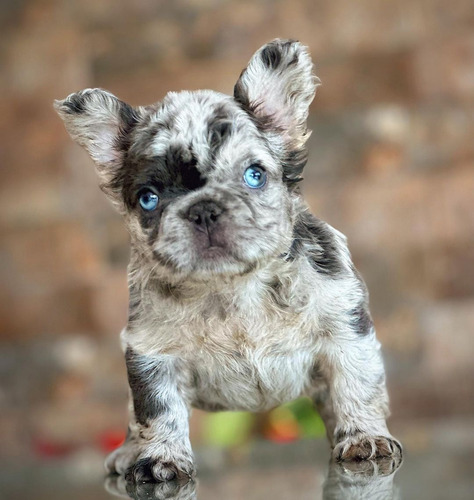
[{"left": 55, "top": 39, "right": 402, "bottom": 483}]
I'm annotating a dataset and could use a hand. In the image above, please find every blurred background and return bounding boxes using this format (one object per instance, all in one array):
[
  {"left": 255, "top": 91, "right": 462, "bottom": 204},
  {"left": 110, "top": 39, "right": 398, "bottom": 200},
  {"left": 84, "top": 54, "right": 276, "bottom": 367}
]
[{"left": 1, "top": 0, "right": 473, "bottom": 483}]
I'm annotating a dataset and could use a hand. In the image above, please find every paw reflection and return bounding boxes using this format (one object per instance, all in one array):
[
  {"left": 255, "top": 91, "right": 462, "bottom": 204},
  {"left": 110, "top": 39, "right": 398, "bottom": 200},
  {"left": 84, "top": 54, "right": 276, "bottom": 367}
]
[
  {"left": 323, "top": 455, "right": 402, "bottom": 499},
  {"left": 104, "top": 453, "right": 401, "bottom": 500},
  {"left": 105, "top": 474, "right": 196, "bottom": 500}
]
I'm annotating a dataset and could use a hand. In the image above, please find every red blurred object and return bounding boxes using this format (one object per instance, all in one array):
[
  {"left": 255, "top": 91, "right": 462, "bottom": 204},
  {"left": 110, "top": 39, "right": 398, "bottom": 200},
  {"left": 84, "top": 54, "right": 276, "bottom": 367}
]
[
  {"left": 98, "top": 429, "right": 126, "bottom": 452},
  {"left": 33, "top": 438, "right": 75, "bottom": 458},
  {"left": 264, "top": 421, "right": 300, "bottom": 443}
]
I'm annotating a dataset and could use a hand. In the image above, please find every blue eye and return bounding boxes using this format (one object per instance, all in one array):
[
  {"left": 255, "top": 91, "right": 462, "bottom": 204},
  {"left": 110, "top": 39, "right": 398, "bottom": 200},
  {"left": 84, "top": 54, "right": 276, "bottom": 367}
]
[
  {"left": 243, "top": 165, "right": 267, "bottom": 189},
  {"left": 139, "top": 191, "right": 159, "bottom": 211}
]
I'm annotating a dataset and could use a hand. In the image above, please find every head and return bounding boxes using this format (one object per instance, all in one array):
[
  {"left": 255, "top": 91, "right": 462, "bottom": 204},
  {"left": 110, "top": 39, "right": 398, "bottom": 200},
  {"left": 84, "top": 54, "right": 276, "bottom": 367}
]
[{"left": 55, "top": 39, "right": 319, "bottom": 281}]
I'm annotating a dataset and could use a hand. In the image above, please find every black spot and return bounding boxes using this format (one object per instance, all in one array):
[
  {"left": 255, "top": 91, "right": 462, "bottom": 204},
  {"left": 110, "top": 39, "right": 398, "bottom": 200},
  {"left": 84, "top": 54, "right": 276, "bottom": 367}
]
[
  {"left": 261, "top": 44, "right": 283, "bottom": 69},
  {"left": 125, "top": 457, "right": 155, "bottom": 483},
  {"left": 267, "top": 277, "right": 290, "bottom": 309},
  {"left": 233, "top": 73, "right": 250, "bottom": 110},
  {"left": 125, "top": 348, "right": 170, "bottom": 426},
  {"left": 310, "top": 361, "right": 323, "bottom": 382},
  {"left": 350, "top": 303, "right": 373, "bottom": 336},
  {"left": 281, "top": 147, "right": 307, "bottom": 189},
  {"left": 335, "top": 428, "right": 363, "bottom": 444},
  {"left": 62, "top": 93, "right": 86, "bottom": 114},
  {"left": 191, "top": 368, "right": 202, "bottom": 389},
  {"left": 154, "top": 280, "right": 183, "bottom": 300},
  {"left": 286, "top": 211, "right": 344, "bottom": 276},
  {"left": 118, "top": 144, "right": 206, "bottom": 214},
  {"left": 261, "top": 39, "right": 299, "bottom": 69},
  {"left": 115, "top": 102, "right": 141, "bottom": 152},
  {"left": 177, "top": 159, "right": 204, "bottom": 192},
  {"left": 208, "top": 104, "right": 234, "bottom": 154}
]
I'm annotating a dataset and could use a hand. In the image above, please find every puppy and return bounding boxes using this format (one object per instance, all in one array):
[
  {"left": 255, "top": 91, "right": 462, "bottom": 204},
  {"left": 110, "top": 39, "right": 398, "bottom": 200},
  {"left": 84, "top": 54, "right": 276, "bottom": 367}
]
[{"left": 55, "top": 39, "right": 402, "bottom": 483}]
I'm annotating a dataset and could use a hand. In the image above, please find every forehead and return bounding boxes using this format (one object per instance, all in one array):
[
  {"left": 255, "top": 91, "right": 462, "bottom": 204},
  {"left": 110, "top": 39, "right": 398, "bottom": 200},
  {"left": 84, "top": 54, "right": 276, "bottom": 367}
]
[{"left": 130, "top": 90, "right": 272, "bottom": 171}]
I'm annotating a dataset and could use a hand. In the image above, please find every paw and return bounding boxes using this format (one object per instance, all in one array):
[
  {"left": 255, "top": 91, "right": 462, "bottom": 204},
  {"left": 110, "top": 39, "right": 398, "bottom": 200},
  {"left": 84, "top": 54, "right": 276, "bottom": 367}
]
[
  {"left": 125, "top": 450, "right": 195, "bottom": 483},
  {"left": 105, "top": 440, "right": 195, "bottom": 483},
  {"left": 105, "top": 441, "right": 142, "bottom": 475},
  {"left": 333, "top": 433, "right": 402, "bottom": 462}
]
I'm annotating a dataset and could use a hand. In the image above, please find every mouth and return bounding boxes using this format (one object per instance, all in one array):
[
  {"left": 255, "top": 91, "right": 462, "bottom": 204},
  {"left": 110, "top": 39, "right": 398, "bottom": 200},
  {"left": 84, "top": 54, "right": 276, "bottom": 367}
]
[
  {"left": 191, "top": 226, "right": 230, "bottom": 258},
  {"left": 152, "top": 220, "right": 261, "bottom": 277},
  {"left": 153, "top": 241, "right": 242, "bottom": 275},
  {"left": 193, "top": 238, "right": 235, "bottom": 267},
  {"left": 199, "top": 245, "right": 227, "bottom": 258}
]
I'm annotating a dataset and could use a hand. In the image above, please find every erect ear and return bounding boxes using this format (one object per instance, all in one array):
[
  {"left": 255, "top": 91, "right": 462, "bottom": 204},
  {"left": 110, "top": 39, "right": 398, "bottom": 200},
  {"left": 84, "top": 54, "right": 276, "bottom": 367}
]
[
  {"left": 234, "top": 39, "right": 319, "bottom": 187},
  {"left": 234, "top": 39, "right": 318, "bottom": 141},
  {"left": 54, "top": 88, "right": 139, "bottom": 209}
]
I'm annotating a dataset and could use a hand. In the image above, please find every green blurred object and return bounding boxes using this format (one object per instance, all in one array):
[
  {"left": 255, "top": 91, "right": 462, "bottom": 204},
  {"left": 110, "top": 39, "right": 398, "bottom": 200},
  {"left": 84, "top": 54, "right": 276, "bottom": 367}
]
[
  {"left": 203, "top": 411, "right": 255, "bottom": 447},
  {"left": 201, "top": 398, "right": 325, "bottom": 447},
  {"left": 283, "top": 397, "right": 326, "bottom": 438}
]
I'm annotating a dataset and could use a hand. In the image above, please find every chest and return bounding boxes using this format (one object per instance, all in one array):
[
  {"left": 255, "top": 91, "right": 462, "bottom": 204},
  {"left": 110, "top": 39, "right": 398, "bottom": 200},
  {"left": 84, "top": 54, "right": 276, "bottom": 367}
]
[
  {"left": 131, "top": 288, "right": 318, "bottom": 355},
  {"left": 126, "top": 292, "right": 321, "bottom": 411}
]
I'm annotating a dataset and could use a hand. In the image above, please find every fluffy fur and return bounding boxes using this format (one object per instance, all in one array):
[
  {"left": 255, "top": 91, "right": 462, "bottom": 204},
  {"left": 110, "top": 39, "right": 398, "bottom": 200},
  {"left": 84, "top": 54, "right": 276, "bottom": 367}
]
[{"left": 55, "top": 39, "right": 401, "bottom": 483}]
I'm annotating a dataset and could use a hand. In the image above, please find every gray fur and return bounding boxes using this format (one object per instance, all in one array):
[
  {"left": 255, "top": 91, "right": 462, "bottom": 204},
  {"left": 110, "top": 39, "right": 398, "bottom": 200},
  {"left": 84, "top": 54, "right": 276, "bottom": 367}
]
[{"left": 55, "top": 38, "right": 401, "bottom": 482}]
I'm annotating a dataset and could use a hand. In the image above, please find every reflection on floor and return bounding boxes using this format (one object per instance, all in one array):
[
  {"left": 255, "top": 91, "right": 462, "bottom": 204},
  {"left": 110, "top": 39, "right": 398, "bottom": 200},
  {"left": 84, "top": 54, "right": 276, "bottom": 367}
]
[
  {"left": 106, "top": 455, "right": 402, "bottom": 500},
  {"left": 1, "top": 418, "right": 474, "bottom": 500}
]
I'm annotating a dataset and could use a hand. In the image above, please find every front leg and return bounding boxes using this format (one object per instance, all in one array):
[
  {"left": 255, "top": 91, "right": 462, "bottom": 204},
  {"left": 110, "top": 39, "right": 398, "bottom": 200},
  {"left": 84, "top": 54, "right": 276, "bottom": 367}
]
[
  {"left": 318, "top": 320, "right": 402, "bottom": 462},
  {"left": 105, "top": 346, "right": 195, "bottom": 482}
]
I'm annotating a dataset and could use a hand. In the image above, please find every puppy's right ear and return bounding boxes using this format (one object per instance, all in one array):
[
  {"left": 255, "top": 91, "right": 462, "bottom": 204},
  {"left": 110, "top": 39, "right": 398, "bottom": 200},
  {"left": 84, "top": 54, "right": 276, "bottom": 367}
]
[{"left": 54, "top": 88, "right": 139, "bottom": 209}]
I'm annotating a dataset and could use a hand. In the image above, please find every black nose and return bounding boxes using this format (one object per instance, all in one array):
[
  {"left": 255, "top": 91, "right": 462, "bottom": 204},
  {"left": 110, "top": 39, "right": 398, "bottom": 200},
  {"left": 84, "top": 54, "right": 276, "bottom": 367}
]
[{"left": 185, "top": 200, "right": 224, "bottom": 231}]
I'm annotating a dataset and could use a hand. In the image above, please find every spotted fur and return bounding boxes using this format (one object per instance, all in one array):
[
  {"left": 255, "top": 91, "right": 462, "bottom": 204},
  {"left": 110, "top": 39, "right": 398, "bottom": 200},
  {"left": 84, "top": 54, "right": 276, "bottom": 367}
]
[{"left": 55, "top": 39, "right": 401, "bottom": 482}]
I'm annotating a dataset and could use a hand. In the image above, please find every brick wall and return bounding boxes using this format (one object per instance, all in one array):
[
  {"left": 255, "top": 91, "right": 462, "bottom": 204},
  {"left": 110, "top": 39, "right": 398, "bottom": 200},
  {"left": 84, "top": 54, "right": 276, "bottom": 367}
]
[{"left": 1, "top": 0, "right": 473, "bottom": 459}]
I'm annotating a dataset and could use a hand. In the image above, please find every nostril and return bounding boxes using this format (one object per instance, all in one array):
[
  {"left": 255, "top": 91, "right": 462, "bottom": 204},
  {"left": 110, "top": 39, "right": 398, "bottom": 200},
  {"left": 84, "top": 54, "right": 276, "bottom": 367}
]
[{"left": 185, "top": 200, "right": 224, "bottom": 228}]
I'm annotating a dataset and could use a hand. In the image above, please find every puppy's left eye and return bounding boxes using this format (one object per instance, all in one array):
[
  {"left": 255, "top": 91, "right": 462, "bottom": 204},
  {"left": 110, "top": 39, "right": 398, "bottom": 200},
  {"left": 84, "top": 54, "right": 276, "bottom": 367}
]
[
  {"left": 243, "top": 165, "right": 267, "bottom": 189},
  {"left": 139, "top": 191, "right": 159, "bottom": 211}
]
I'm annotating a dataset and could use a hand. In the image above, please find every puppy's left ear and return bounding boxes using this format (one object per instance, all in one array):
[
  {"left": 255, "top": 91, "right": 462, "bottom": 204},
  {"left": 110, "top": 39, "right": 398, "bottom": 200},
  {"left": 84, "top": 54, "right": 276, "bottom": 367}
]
[{"left": 234, "top": 39, "right": 319, "bottom": 148}]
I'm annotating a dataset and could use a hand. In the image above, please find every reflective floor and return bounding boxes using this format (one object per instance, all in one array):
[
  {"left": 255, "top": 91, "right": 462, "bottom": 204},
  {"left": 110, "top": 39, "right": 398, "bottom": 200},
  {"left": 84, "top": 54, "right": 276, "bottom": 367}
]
[{"left": 2, "top": 419, "right": 474, "bottom": 500}]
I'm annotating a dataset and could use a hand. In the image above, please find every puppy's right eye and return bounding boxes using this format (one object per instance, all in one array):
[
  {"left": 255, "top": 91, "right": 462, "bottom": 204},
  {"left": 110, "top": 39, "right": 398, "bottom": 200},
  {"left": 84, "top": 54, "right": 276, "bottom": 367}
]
[{"left": 139, "top": 191, "right": 159, "bottom": 211}]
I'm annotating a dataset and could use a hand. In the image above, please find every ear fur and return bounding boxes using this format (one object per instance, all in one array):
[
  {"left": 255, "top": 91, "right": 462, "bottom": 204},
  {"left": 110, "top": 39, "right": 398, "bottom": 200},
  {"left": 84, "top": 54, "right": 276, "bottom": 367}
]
[
  {"left": 234, "top": 39, "right": 318, "bottom": 141},
  {"left": 234, "top": 39, "right": 319, "bottom": 188},
  {"left": 54, "top": 88, "right": 139, "bottom": 209}
]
